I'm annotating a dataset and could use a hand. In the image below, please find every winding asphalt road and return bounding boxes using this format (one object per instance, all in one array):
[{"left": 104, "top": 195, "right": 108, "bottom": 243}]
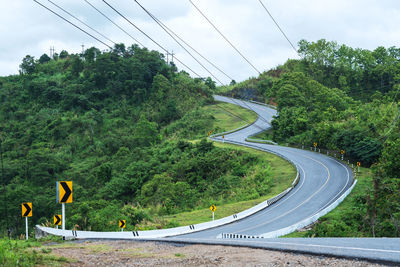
[
  {"left": 37, "top": 96, "right": 400, "bottom": 263},
  {"left": 179, "top": 95, "right": 354, "bottom": 238},
  {"left": 167, "top": 96, "right": 400, "bottom": 264}
]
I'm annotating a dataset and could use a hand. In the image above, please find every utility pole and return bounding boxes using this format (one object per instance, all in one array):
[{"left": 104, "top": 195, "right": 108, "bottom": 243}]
[
  {"left": 0, "top": 139, "right": 9, "bottom": 238},
  {"left": 81, "top": 44, "right": 85, "bottom": 54},
  {"left": 50, "top": 46, "right": 55, "bottom": 58},
  {"left": 166, "top": 51, "right": 169, "bottom": 64},
  {"left": 171, "top": 50, "right": 175, "bottom": 63}
]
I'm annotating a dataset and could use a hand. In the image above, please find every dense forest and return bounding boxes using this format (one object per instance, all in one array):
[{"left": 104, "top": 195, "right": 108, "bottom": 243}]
[
  {"left": 223, "top": 39, "right": 400, "bottom": 237},
  {"left": 0, "top": 44, "right": 274, "bottom": 234}
]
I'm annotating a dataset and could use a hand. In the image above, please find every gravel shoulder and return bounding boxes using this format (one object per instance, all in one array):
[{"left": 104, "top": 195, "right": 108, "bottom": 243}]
[{"left": 41, "top": 240, "right": 388, "bottom": 266}]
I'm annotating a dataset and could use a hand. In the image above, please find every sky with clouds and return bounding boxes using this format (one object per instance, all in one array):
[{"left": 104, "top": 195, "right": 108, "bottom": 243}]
[{"left": 1, "top": 0, "right": 400, "bottom": 83}]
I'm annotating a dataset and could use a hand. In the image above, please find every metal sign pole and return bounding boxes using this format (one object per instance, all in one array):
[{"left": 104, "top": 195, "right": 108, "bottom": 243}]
[
  {"left": 62, "top": 203, "right": 65, "bottom": 230},
  {"left": 25, "top": 217, "right": 28, "bottom": 240},
  {"left": 212, "top": 211, "right": 214, "bottom": 221}
]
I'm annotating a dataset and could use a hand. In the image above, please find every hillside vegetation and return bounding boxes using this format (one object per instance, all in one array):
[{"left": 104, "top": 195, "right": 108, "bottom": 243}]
[
  {"left": 221, "top": 39, "right": 400, "bottom": 237},
  {"left": 0, "top": 44, "right": 294, "bottom": 235}
]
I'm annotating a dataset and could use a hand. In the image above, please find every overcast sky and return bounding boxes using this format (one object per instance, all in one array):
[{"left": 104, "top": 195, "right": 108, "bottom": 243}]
[{"left": 1, "top": 0, "right": 399, "bottom": 83}]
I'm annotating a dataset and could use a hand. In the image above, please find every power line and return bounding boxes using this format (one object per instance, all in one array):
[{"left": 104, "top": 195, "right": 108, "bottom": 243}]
[
  {"left": 33, "top": 0, "right": 112, "bottom": 49},
  {"left": 83, "top": 0, "right": 145, "bottom": 47},
  {"left": 258, "top": 0, "right": 298, "bottom": 56},
  {"left": 133, "top": 0, "right": 226, "bottom": 85},
  {"left": 189, "top": 0, "right": 261, "bottom": 75},
  {"left": 102, "top": 0, "right": 202, "bottom": 78},
  {"left": 47, "top": 0, "right": 116, "bottom": 46},
  {"left": 132, "top": 0, "right": 234, "bottom": 83}
]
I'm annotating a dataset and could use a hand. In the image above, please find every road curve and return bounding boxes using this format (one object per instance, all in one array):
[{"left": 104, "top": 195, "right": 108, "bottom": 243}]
[
  {"left": 180, "top": 95, "right": 354, "bottom": 238},
  {"left": 36, "top": 96, "right": 400, "bottom": 263}
]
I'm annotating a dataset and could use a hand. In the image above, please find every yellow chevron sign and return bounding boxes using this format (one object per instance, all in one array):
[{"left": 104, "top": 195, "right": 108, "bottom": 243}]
[
  {"left": 53, "top": 215, "right": 62, "bottom": 226},
  {"left": 57, "top": 181, "right": 73, "bottom": 203},
  {"left": 22, "top": 203, "right": 32, "bottom": 217},
  {"left": 210, "top": 204, "right": 216, "bottom": 212},
  {"left": 119, "top": 220, "right": 126, "bottom": 228}
]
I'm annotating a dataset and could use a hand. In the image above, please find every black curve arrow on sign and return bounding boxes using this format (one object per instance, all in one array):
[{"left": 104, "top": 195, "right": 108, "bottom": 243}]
[
  {"left": 119, "top": 220, "right": 125, "bottom": 228},
  {"left": 55, "top": 215, "right": 61, "bottom": 225},
  {"left": 60, "top": 182, "right": 71, "bottom": 202},
  {"left": 23, "top": 203, "right": 31, "bottom": 217}
]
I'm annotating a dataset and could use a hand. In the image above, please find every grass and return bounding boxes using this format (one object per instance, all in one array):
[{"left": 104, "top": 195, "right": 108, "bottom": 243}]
[
  {"left": 250, "top": 129, "right": 274, "bottom": 141},
  {"left": 203, "top": 101, "right": 258, "bottom": 133},
  {"left": 0, "top": 238, "right": 71, "bottom": 267},
  {"left": 160, "top": 142, "right": 296, "bottom": 226},
  {"left": 282, "top": 166, "right": 372, "bottom": 238}
]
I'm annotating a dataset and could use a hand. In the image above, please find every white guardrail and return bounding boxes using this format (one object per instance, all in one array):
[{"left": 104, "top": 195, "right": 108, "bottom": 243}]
[
  {"left": 36, "top": 98, "right": 296, "bottom": 239},
  {"left": 218, "top": 179, "right": 357, "bottom": 239},
  {"left": 36, "top": 139, "right": 300, "bottom": 240}
]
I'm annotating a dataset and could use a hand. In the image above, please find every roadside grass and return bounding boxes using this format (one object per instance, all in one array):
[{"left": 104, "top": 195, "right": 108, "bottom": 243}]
[
  {"left": 204, "top": 101, "right": 257, "bottom": 133},
  {"left": 250, "top": 129, "right": 274, "bottom": 141},
  {"left": 161, "top": 143, "right": 296, "bottom": 226},
  {"left": 0, "top": 238, "right": 70, "bottom": 267},
  {"left": 282, "top": 166, "right": 372, "bottom": 238}
]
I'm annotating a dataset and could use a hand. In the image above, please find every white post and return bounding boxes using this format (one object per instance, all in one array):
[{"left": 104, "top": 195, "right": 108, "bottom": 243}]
[
  {"left": 56, "top": 225, "right": 58, "bottom": 229},
  {"left": 212, "top": 212, "right": 214, "bottom": 221},
  {"left": 358, "top": 166, "right": 360, "bottom": 173},
  {"left": 341, "top": 155, "right": 344, "bottom": 161},
  {"left": 25, "top": 217, "right": 28, "bottom": 240},
  {"left": 121, "top": 228, "right": 123, "bottom": 232},
  {"left": 62, "top": 203, "right": 65, "bottom": 230}
]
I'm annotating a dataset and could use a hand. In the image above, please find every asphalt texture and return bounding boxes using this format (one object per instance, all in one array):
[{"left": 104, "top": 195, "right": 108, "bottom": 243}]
[{"left": 179, "top": 96, "right": 354, "bottom": 238}]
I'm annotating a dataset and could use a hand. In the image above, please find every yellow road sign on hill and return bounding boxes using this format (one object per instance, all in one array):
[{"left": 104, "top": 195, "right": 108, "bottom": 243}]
[{"left": 210, "top": 204, "right": 216, "bottom": 212}]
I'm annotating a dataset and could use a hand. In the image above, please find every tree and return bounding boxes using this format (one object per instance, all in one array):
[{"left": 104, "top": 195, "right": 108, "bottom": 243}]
[
  {"left": 19, "top": 55, "right": 36, "bottom": 75},
  {"left": 39, "top": 53, "right": 51, "bottom": 64},
  {"left": 59, "top": 50, "right": 69, "bottom": 59},
  {"left": 205, "top": 77, "right": 216, "bottom": 90}
]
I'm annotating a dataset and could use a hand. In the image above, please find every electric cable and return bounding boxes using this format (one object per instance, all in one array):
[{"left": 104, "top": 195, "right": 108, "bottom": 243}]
[
  {"left": 189, "top": 0, "right": 261, "bottom": 75},
  {"left": 133, "top": 0, "right": 226, "bottom": 85},
  {"left": 258, "top": 0, "right": 299, "bottom": 56},
  {"left": 83, "top": 0, "right": 145, "bottom": 47},
  {"left": 102, "top": 0, "right": 202, "bottom": 78},
  {"left": 47, "top": 0, "right": 116, "bottom": 45},
  {"left": 153, "top": 17, "right": 234, "bottom": 82},
  {"left": 33, "top": 0, "right": 112, "bottom": 49}
]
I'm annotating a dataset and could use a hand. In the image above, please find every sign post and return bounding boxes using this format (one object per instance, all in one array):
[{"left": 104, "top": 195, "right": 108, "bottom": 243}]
[
  {"left": 57, "top": 181, "right": 73, "bottom": 230},
  {"left": 341, "top": 150, "right": 345, "bottom": 161},
  {"left": 222, "top": 135, "right": 225, "bottom": 143},
  {"left": 209, "top": 205, "right": 216, "bottom": 221},
  {"left": 21, "top": 202, "right": 32, "bottom": 240},
  {"left": 119, "top": 220, "right": 126, "bottom": 232},
  {"left": 357, "top": 162, "right": 361, "bottom": 173},
  {"left": 313, "top": 142, "right": 317, "bottom": 152}
]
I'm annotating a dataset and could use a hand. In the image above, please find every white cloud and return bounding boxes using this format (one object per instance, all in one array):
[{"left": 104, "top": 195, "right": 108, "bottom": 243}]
[{"left": 1, "top": 0, "right": 399, "bottom": 82}]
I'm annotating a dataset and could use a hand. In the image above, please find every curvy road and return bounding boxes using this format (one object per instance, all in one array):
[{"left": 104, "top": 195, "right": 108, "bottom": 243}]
[
  {"left": 182, "top": 95, "right": 354, "bottom": 238},
  {"left": 167, "top": 96, "right": 400, "bottom": 264},
  {"left": 39, "top": 96, "right": 400, "bottom": 264}
]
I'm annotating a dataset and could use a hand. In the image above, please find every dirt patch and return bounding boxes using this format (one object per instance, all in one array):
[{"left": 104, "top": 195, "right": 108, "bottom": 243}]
[{"left": 44, "top": 240, "right": 387, "bottom": 266}]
